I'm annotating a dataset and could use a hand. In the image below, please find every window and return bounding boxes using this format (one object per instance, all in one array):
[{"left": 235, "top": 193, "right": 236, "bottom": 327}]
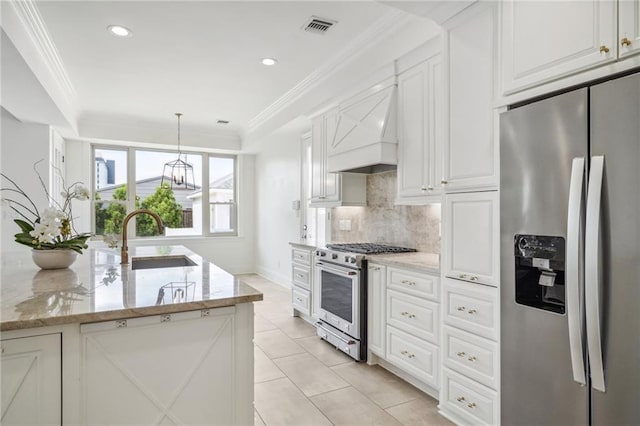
[{"left": 93, "top": 146, "right": 237, "bottom": 238}]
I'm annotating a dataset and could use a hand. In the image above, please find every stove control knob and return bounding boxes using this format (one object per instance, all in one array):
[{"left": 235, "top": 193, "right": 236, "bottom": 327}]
[
  {"left": 320, "top": 252, "right": 327, "bottom": 257},
  {"left": 349, "top": 257, "right": 357, "bottom": 264},
  {"left": 315, "top": 250, "right": 320, "bottom": 256},
  {"left": 332, "top": 254, "right": 338, "bottom": 260}
]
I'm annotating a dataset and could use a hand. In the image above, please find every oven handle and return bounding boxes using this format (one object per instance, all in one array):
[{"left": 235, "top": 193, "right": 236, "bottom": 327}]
[{"left": 315, "top": 262, "right": 359, "bottom": 277}]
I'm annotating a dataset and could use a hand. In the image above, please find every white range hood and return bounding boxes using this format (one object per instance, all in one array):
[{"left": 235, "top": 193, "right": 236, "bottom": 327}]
[{"left": 326, "top": 82, "right": 397, "bottom": 174}]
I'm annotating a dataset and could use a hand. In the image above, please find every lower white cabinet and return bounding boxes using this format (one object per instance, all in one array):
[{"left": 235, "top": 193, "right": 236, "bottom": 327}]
[
  {"left": 80, "top": 308, "right": 250, "bottom": 425},
  {"left": 441, "top": 368, "right": 498, "bottom": 426},
  {"left": 291, "top": 246, "right": 315, "bottom": 318},
  {"left": 439, "top": 278, "right": 499, "bottom": 425},
  {"left": 367, "top": 263, "right": 441, "bottom": 391},
  {"left": 1, "top": 333, "right": 61, "bottom": 425},
  {"left": 386, "top": 326, "right": 439, "bottom": 387},
  {"left": 367, "top": 263, "right": 386, "bottom": 357}
]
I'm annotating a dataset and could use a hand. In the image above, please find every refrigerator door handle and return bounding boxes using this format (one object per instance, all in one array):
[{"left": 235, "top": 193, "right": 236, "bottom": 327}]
[
  {"left": 567, "top": 157, "right": 586, "bottom": 385},
  {"left": 586, "top": 155, "right": 606, "bottom": 392}
]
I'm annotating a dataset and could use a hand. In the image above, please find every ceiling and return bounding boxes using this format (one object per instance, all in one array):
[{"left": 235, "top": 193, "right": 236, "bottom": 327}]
[{"left": 31, "top": 1, "right": 402, "bottom": 142}]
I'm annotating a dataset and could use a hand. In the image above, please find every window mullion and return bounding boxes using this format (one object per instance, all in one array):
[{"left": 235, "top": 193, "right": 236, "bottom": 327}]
[
  {"left": 127, "top": 147, "right": 137, "bottom": 237},
  {"left": 203, "top": 154, "right": 211, "bottom": 236}
]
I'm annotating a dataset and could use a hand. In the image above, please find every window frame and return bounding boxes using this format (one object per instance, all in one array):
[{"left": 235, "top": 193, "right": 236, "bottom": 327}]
[{"left": 91, "top": 145, "right": 239, "bottom": 239}]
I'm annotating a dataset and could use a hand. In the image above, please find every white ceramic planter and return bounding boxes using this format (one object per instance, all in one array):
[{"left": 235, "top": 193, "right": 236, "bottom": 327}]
[{"left": 31, "top": 249, "right": 79, "bottom": 270}]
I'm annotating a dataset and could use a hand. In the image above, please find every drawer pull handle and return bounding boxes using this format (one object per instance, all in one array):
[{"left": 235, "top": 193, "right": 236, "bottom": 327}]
[
  {"left": 401, "top": 279, "right": 416, "bottom": 286},
  {"left": 469, "top": 276, "right": 478, "bottom": 281},
  {"left": 295, "top": 274, "right": 305, "bottom": 278},
  {"left": 456, "top": 396, "right": 465, "bottom": 402},
  {"left": 467, "top": 402, "right": 477, "bottom": 409},
  {"left": 468, "top": 309, "right": 477, "bottom": 315},
  {"left": 400, "top": 350, "right": 415, "bottom": 358},
  {"left": 408, "top": 354, "right": 415, "bottom": 358},
  {"left": 296, "top": 297, "right": 303, "bottom": 302},
  {"left": 458, "top": 273, "right": 467, "bottom": 279},
  {"left": 468, "top": 356, "right": 477, "bottom": 362},
  {"left": 370, "top": 266, "right": 381, "bottom": 271},
  {"left": 401, "top": 350, "right": 408, "bottom": 355},
  {"left": 408, "top": 314, "right": 416, "bottom": 319},
  {"left": 457, "top": 306, "right": 466, "bottom": 312},
  {"left": 401, "top": 311, "right": 409, "bottom": 316},
  {"left": 456, "top": 351, "right": 466, "bottom": 357}
]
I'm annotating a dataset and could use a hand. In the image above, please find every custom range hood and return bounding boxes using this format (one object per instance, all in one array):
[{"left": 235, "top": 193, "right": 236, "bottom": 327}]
[{"left": 326, "top": 81, "right": 397, "bottom": 174}]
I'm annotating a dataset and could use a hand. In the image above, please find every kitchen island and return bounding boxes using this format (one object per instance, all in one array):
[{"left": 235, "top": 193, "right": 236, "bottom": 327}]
[{"left": 0, "top": 245, "right": 262, "bottom": 425}]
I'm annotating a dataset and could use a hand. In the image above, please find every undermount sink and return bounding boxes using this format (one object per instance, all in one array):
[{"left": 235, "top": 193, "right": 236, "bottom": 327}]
[{"left": 131, "top": 255, "right": 198, "bottom": 270}]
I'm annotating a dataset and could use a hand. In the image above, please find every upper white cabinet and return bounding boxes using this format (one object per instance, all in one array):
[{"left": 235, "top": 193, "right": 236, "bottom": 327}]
[
  {"left": 1, "top": 334, "right": 61, "bottom": 425},
  {"left": 501, "top": 0, "right": 640, "bottom": 95},
  {"left": 443, "top": 3, "right": 499, "bottom": 192},
  {"left": 619, "top": 0, "right": 640, "bottom": 58},
  {"left": 443, "top": 191, "right": 499, "bottom": 287},
  {"left": 397, "top": 40, "right": 444, "bottom": 204},
  {"left": 310, "top": 112, "right": 366, "bottom": 207}
]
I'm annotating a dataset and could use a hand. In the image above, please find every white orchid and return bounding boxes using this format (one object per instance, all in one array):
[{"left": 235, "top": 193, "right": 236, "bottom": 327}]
[{"left": 1, "top": 161, "right": 92, "bottom": 253}]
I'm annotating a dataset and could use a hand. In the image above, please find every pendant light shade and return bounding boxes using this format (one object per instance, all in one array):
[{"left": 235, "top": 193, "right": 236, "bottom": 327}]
[{"left": 162, "top": 113, "right": 196, "bottom": 190}]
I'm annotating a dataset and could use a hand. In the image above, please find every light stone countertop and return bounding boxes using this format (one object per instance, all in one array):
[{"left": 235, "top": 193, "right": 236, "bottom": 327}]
[
  {"left": 289, "top": 241, "right": 318, "bottom": 250},
  {"left": 0, "top": 245, "right": 263, "bottom": 331},
  {"left": 366, "top": 252, "right": 440, "bottom": 274}
]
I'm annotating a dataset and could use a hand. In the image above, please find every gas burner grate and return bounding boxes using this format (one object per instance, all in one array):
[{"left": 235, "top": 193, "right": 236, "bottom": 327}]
[{"left": 326, "top": 243, "right": 417, "bottom": 254}]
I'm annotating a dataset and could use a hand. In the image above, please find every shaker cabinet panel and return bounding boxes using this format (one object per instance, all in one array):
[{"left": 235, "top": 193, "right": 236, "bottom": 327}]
[
  {"left": 619, "top": 0, "right": 640, "bottom": 59},
  {"left": 501, "top": 0, "right": 617, "bottom": 94},
  {"left": 444, "top": 3, "right": 498, "bottom": 192},
  {"left": 397, "top": 44, "right": 444, "bottom": 204},
  {"left": 1, "top": 333, "right": 62, "bottom": 426},
  {"left": 443, "top": 191, "right": 499, "bottom": 286},
  {"left": 367, "top": 263, "right": 386, "bottom": 358}
]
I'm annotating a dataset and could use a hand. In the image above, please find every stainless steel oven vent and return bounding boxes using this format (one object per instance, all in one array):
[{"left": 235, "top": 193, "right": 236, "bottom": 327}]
[{"left": 302, "top": 16, "right": 337, "bottom": 35}]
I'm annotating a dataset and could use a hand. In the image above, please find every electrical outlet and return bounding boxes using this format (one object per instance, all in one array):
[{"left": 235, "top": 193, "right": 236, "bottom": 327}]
[{"left": 339, "top": 219, "right": 352, "bottom": 231}]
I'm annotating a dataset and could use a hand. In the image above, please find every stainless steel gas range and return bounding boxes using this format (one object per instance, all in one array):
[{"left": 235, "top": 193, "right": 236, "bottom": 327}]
[{"left": 314, "top": 243, "right": 416, "bottom": 361}]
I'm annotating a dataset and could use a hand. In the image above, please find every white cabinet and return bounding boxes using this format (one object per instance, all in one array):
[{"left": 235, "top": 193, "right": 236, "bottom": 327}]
[
  {"left": 397, "top": 45, "right": 444, "bottom": 204},
  {"left": 619, "top": 0, "right": 640, "bottom": 59},
  {"left": 443, "top": 191, "right": 499, "bottom": 287},
  {"left": 440, "top": 278, "right": 500, "bottom": 426},
  {"left": 79, "top": 307, "right": 252, "bottom": 426},
  {"left": 367, "top": 263, "right": 386, "bottom": 358},
  {"left": 310, "top": 113, "right": 366, "bottom": 208},
  {"left": 291, "top": 247, "right": 313, "bottom": 317},
  {"left": 501, "top": 0, "right": 640, "bottom": 95},
  {"left": 443, "top": 3, "right": 498, "bottom": 192},
  {"left": 1, "top": 333, "right": 61, "bottom": 425}
]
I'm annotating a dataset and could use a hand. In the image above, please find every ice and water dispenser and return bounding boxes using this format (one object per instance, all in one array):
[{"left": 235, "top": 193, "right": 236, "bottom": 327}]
[{"left": 514, "top": 234, "right": 566, "bottom": 314}]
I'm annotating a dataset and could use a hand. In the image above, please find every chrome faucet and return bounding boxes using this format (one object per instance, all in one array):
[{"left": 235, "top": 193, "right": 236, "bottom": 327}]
[{"left": 120, "top": 209, "right": 164, "bottom": 264}]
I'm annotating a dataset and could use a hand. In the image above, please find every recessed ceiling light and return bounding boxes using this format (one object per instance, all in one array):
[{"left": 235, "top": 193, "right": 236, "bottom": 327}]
[
  {"left": 261, "top": 58, "right": 278, "bottom": 66},
  {"left": 108, "top": 25, "right": 132, "bottom": 38}
]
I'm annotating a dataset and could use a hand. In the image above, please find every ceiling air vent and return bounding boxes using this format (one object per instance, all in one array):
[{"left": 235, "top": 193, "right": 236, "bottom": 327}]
[{"left": 302, "top": 16, "right": 337, "bottom": 35}]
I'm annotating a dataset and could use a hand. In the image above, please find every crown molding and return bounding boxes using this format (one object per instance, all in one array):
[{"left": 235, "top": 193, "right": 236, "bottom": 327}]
[
  {"left": 246, "top": 8, "right": 412, "bottom": 134},
  {"left": 8, "top": 0, "right": 77, "bottom": 106}
]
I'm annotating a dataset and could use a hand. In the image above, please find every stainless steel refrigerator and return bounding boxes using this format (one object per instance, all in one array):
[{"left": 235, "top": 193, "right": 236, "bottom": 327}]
[{"left": 500, "top": 71, "right": 640, "bottom": 425}]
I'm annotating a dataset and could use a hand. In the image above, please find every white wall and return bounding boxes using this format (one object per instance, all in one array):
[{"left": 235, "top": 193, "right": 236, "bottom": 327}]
[
  {"left": 1, "top": 108, "right": 52, "bottom": 253},
  {"left": 254, "top": 129, "right": 302, "bottom": 287}
]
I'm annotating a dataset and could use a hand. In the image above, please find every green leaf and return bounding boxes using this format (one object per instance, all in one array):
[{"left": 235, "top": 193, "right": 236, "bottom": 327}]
[{"left": 14, "top": 219, "right": 34, "bottom": 233}]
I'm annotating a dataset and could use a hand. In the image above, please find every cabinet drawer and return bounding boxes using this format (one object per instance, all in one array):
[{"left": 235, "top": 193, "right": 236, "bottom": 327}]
[
  {"left": 443, "top": 326, "right": 498, "bottom": 389},
  {"left": 443, "top": 278, "right": 497, "bottom": 340},
  {"left": 386, "top": 326, "right": 438, "bottom": 387},
  {"left": 292, "top": 265, "right": 311, "bottom": 290},
  {"left": 441, "top": 368, "right": 497, "bottom": 426},
  {"left": 291, "top": 248, "right": 311, "bottom": 266},
  {"left": 387, "top": 267, "right": 439, "bottom": 301},
  {"left": 292, "top": 287, "right": 311, "bottom": 316},
  {"left": 387, "top": 289, "right": 439, "bottom": 344}
]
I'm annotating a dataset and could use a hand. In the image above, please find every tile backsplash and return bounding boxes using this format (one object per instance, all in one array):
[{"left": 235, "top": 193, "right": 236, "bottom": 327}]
[{"left": 331, "top": 171, "right": 441, "bottom": 253}]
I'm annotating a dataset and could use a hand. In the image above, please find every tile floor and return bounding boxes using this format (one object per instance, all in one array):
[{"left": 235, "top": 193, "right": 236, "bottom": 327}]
[{"left": 236, "top": 274, "right": 454, "bottom": 426}]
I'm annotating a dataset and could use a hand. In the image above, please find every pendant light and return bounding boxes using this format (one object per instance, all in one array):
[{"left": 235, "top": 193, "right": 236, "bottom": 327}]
[{"left": 161, "top": 113, "right": 196, "bottom": 190}]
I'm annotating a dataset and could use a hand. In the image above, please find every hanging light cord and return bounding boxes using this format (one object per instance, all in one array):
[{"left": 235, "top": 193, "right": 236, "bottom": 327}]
[{"left": 175, "top": 112, "right": 183, "bottom": 156}]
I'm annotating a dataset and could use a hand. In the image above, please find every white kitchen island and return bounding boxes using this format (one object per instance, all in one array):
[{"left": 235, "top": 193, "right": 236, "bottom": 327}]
[{"left": 0, "top": 245, "right": 263, "bottom": 426}]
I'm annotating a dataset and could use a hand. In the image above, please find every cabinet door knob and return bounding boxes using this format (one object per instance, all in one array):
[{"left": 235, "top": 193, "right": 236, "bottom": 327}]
[
  {"left": 621, "top": 37, "right": 632, "bottom": 47},
  {"left": 599, "top": 45, "right": 610, "bottom": 53}
]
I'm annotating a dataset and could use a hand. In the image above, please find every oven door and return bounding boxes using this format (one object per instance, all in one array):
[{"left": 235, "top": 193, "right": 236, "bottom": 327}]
[{"left": 315, "top": 261, "right": 360, "bottom": 339}]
